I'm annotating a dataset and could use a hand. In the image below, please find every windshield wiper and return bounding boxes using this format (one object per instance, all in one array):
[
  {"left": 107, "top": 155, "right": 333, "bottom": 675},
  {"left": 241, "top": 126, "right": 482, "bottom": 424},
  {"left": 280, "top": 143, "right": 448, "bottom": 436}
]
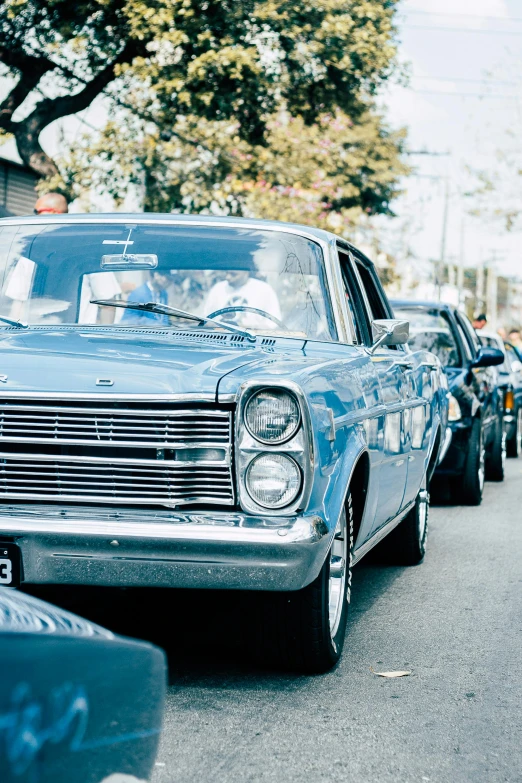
[
  {"left": 91, "top": 300, "right": 256, "bottom": 342},
  {"left": 0, "top": 315, "right": 28, "bottom": 329}
]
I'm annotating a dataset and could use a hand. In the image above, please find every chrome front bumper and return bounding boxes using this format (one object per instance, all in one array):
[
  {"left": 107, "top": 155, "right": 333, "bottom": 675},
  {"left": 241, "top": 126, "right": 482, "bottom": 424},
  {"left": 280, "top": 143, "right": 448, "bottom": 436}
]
[{"left": 0, "top": 505, "right": 331, "bottom": 592}]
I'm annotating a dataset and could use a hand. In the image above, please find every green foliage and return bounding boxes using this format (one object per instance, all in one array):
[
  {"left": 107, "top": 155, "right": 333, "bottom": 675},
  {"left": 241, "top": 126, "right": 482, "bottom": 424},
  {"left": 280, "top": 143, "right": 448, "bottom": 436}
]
[
  {"left": 63, "top": 108, "right": 408, "bottom": 232},
  {"left": 0, "top": 0, "right": 407, "bottom": 227}
]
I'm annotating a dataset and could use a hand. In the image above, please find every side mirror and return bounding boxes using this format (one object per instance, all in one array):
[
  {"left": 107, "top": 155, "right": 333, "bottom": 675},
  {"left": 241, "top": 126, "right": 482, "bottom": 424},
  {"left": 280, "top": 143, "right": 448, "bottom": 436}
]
[
  {"left": 370, "top": 319, "right": 409, "bottom": 353},
  {"left": 471, "top": 346, "right": 504, "bottom": 368}
]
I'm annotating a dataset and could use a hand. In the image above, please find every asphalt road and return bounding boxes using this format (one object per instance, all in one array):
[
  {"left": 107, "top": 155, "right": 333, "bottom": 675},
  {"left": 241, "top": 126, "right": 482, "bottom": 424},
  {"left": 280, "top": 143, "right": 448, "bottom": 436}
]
[{"left": 27, "top": 460, "right": 522, "bottom": 782}]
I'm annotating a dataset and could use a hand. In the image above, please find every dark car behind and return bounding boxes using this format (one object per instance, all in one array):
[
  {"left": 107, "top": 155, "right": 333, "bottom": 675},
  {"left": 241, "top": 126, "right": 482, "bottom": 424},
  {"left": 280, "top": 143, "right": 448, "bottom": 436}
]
[
  {"left": 391, "top": 300, "right": 504, "bottom": 505},
  {"left": 478, "top": 332, "right": 522, "bottom": 457}
]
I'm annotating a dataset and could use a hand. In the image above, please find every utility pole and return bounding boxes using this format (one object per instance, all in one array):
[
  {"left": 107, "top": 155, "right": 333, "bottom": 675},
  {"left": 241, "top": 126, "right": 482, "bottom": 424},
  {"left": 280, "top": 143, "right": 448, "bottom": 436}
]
[
  {"left": 457, "top": 217, "right": 465, "bottom": 308},
  {"left": 436, "top": 178, "right": 450, "bottom": 300}
]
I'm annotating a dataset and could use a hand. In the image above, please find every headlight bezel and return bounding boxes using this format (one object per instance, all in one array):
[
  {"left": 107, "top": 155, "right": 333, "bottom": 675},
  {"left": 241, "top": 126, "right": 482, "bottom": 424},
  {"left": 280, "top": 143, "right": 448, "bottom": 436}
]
[
  {"left": 245, "top": 452, "right": 302, "bottom": 509},
  {"left": 244, "top": 388, "right": 301, "bottom": 445},
  {"left": 235, "top": 381, "right": 314, "bottom": 516}
]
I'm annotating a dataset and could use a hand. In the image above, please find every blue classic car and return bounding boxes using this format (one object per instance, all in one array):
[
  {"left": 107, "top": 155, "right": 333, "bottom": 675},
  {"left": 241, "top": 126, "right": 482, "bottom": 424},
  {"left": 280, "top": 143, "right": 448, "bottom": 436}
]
[
  {"left": 0, "top": 587, "right": 166, "bottom": 783},
  {"left": 0, "top": 215, "right": 447, "bottom": 672}
]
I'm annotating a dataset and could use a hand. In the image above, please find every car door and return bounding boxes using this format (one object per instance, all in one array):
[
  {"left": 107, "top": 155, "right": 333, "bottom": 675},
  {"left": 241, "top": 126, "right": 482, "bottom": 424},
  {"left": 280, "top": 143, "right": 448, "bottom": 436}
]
[
  {"left": 454, "top": 311, "right": 499, "bottom": 446},
  {"left": 342, "top": 251, "right": 410, "bottom": 530}
]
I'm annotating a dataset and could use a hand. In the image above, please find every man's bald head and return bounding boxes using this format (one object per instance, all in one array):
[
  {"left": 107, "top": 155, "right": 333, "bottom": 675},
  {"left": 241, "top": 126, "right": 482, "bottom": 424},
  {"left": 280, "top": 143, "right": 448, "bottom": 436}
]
[{"left": 34, "top": 193, "right": 68, "bottom": 214}]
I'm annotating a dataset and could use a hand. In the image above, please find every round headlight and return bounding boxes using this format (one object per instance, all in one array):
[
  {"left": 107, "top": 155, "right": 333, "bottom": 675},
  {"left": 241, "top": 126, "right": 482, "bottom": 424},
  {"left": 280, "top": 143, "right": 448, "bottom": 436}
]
[
  {"left": 245, "top": 453, "right": 301, "bottom": 508},
  {"left": 244, "top": 389, "right": 300, "bottom": 443}
]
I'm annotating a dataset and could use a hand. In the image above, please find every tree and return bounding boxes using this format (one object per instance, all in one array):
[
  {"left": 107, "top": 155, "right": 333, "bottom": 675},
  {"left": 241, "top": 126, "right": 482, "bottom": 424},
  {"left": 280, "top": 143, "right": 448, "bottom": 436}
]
[
  {"left": 0, "top": 0, "right": 400, "bottom": 183},
  {"left": 64, "top": 108, "right": 408, "bottom": 231}
]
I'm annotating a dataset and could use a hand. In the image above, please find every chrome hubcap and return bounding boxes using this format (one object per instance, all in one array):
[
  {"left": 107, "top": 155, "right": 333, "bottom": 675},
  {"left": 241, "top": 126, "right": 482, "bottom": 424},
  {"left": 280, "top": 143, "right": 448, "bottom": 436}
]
[
  {"left": 478, "top": 435, "right": 485, "bottom": 492},
  {"left": 328, "top": 510, "right": 347, "bottom": 637},
  {"left": 418, "top": 490, "right": 429, "bottom": 542}
]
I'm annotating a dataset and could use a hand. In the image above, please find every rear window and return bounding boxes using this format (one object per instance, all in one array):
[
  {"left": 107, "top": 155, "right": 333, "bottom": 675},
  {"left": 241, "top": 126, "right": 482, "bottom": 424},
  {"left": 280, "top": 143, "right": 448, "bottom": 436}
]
[{"left": 394, "top": 308, "right": 460, "bottom": 367}]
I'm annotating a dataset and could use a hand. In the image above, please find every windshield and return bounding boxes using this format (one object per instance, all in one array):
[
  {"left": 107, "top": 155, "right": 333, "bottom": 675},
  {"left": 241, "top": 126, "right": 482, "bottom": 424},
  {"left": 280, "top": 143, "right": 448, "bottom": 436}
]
[
  {"left": 394, "top": 307, "right": 461, "bottom": 368},
  {"left": 0, "top": 223, "right": 336, "bottom": 340}
]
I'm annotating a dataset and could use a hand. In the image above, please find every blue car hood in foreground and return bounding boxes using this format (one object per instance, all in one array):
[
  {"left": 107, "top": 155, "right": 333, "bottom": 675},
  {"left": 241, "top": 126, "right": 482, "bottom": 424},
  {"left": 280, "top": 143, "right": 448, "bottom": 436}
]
[
  {"left": 0, "top": 329, "right": 304, "bottom": 397},
  {"left": 0, "top": 589, "right": 166, "bottom": 783}
]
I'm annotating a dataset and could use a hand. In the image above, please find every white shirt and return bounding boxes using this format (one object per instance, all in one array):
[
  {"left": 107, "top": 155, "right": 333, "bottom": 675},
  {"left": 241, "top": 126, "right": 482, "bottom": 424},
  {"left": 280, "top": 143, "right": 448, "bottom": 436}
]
[
  {"left": 4, "top": 257, "right": 120, "bottom": 323},
  {"left": 204, "top": 277, "right": 281, "bottom": 328}
]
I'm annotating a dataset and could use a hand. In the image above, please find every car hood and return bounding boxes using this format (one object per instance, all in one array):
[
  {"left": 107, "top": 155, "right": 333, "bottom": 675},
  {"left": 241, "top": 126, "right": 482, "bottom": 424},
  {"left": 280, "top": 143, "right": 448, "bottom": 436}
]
[{"left": 0, "top": 329, "right": 303, "bottom": 398}]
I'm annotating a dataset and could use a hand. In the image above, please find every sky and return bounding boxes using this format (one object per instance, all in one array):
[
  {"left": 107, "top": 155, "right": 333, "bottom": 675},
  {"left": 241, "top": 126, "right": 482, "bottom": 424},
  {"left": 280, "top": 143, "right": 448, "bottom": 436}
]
[
  {"left": 1, "top": 0, "right": 521, "bottom": 278},
  {"left": 377, "top": 0, "right": 522, "bottom": 282}
]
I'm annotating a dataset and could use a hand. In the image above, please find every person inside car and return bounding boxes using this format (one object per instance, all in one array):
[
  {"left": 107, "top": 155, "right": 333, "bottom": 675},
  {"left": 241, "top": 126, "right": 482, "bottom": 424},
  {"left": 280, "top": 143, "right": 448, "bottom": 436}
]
[
  {"left": 120, "top": 270, "right": 172, "bottom": 324},
  {"left": 203, "top": 268, "right": 281, "bottom": 329}
]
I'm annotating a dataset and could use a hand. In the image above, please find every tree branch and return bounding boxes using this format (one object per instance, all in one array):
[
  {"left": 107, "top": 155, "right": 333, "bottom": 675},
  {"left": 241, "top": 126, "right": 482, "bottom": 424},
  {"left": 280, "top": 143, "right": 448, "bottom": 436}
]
[
  {"left": 0, "top": 44, "right": 54, "bottom": 130},
  {"left": 4, "top": 39, "right": 147, "bottom": 179}
]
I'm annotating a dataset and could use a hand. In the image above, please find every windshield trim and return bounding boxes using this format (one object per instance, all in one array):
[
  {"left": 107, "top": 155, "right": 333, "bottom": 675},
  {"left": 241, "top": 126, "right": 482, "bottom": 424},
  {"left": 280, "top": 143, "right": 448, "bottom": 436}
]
[{"left": 0, "top": 218, "right": 343, "bottom": 343}]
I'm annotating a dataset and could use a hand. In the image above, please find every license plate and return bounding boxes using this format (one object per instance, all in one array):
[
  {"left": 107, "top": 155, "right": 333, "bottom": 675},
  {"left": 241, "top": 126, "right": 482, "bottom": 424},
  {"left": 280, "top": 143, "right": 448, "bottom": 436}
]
[{"left": 0, "top": 543, "right": 21, "bottom": 587}]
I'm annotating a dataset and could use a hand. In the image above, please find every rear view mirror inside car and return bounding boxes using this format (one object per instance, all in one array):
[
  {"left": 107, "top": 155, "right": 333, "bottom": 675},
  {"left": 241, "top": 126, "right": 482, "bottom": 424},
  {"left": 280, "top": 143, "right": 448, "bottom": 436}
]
[{"left": 101, "top": 253, "right": 158, "bottom": 270}]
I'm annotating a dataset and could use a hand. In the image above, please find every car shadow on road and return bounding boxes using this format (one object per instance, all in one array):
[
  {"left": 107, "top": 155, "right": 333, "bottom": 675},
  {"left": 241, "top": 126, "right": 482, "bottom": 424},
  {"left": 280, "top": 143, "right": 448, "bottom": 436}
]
[{"left": 24, "top": 560, "right": 405, "bottom": 685}]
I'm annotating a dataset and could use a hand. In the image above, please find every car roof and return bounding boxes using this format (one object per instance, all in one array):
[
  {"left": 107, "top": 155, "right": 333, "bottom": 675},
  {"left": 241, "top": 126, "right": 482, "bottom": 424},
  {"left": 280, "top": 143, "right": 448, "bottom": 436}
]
[
  {"left": 0, "top": 212, "right": 333, "bottom": 245},
  {"left": 390, "top": 299, "right": 454, "bottom": 312},
  {"left": 0, "top": 212, "right": 379, "bottom": 270}
]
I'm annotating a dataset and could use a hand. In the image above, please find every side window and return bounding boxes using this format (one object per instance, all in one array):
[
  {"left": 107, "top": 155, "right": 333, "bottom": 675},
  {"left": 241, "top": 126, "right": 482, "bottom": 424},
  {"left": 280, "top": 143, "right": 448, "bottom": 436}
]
[
  {"left": 455, "top": 311, "right": 480, "bottom": 357},
  {"left": 354, "top": 257, "right": 400, "bottom": 350},
  {"left": 454, "top": 320, "right": 472, "bottom": 363},
  {"left": 337, "top": 249, "right": 369, "bottom": 345},
  {"left": 355, "top": 261, "right": 388, "bottom": 321}
]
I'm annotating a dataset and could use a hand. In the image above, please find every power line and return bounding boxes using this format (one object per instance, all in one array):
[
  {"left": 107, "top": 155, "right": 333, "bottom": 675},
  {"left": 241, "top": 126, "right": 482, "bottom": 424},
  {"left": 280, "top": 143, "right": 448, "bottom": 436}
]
[
  {"left": 410, "top": 89, "right": 520, "bottom": 99},
  {"left": 412, "top": 76, "right": 519, "bottom": 86},
  {"left": 404, "top": 10, "right": 522, "bottom": 23},
  {"left": 404, "top": 24, "right": 522, "bottom": 35}
]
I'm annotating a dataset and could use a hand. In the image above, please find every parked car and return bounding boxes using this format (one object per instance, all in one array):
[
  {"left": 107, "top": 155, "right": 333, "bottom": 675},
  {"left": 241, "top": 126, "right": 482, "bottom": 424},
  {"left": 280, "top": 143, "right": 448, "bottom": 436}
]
[
  {"left": 0, "top": 587, "right": 166, "bottom": 783},
  {"left": 478, "top": 331, "right": 522, "bottom": 457},
  {"left": 391, "top": 300, "right": 505, "bottom": 505},
  {"left": 0, "top": 214, "right": 447, "bottom": 672}
]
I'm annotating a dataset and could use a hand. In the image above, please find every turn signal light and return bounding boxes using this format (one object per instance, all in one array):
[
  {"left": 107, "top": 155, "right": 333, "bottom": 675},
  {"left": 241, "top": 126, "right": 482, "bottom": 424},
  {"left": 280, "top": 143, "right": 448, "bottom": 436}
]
[{"left": 505, "top": 390, "right": 515, "bottom": 412}]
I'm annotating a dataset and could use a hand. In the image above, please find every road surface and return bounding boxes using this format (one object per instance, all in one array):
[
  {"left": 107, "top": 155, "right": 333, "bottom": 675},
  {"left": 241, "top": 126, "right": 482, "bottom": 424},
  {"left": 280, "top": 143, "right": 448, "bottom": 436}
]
[{"left": 26, "top": 460, "right": 522, "bottom": 782}]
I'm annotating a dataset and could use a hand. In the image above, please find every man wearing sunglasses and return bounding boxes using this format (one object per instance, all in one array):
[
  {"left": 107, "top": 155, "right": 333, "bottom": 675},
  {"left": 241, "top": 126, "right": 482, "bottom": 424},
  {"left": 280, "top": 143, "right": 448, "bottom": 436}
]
[{"left": 34, "top": 192, "right": 68, "bottom": 215}]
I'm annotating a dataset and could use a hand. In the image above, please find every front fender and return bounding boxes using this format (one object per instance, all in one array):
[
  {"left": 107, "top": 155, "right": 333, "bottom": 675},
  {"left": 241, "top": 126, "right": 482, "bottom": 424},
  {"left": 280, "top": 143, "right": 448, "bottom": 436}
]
[{"left": 308, "top": 418, "right": 371, "bottom": 549}]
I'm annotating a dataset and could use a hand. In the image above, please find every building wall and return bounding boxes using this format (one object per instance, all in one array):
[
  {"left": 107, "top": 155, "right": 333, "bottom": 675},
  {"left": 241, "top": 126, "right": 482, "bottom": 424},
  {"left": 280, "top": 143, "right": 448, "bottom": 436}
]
[{"left": 0, "top": 159, "right": 38, "bottom": 215}]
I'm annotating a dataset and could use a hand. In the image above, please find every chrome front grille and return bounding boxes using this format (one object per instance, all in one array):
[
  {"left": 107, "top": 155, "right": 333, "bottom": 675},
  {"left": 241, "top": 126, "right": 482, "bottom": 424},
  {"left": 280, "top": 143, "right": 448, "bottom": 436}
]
[
  {"left": 0, "top": 401, "right": 234, "bottom": 507},
  {"left": 0, "top": 404, "right": 230, "bottom": 447}
]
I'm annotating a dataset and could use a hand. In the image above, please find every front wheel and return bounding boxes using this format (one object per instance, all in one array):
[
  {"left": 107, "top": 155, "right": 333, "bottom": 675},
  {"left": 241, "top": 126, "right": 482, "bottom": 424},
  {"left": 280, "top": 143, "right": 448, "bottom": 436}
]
[
  {"left": 374, "top": 482, "right": 429, "bottom": 566},
  {"left": 452, "top": 419, "right": 484, "bottom": 505},
  {"left": 254, "top": 495, "right": 353, "bottom": 673},
  {"left": 486, "top": 414, "right": 506, "bottom": 482},
  {"left": 506, "top": 407, "right": 522, "bottom": 458}
]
